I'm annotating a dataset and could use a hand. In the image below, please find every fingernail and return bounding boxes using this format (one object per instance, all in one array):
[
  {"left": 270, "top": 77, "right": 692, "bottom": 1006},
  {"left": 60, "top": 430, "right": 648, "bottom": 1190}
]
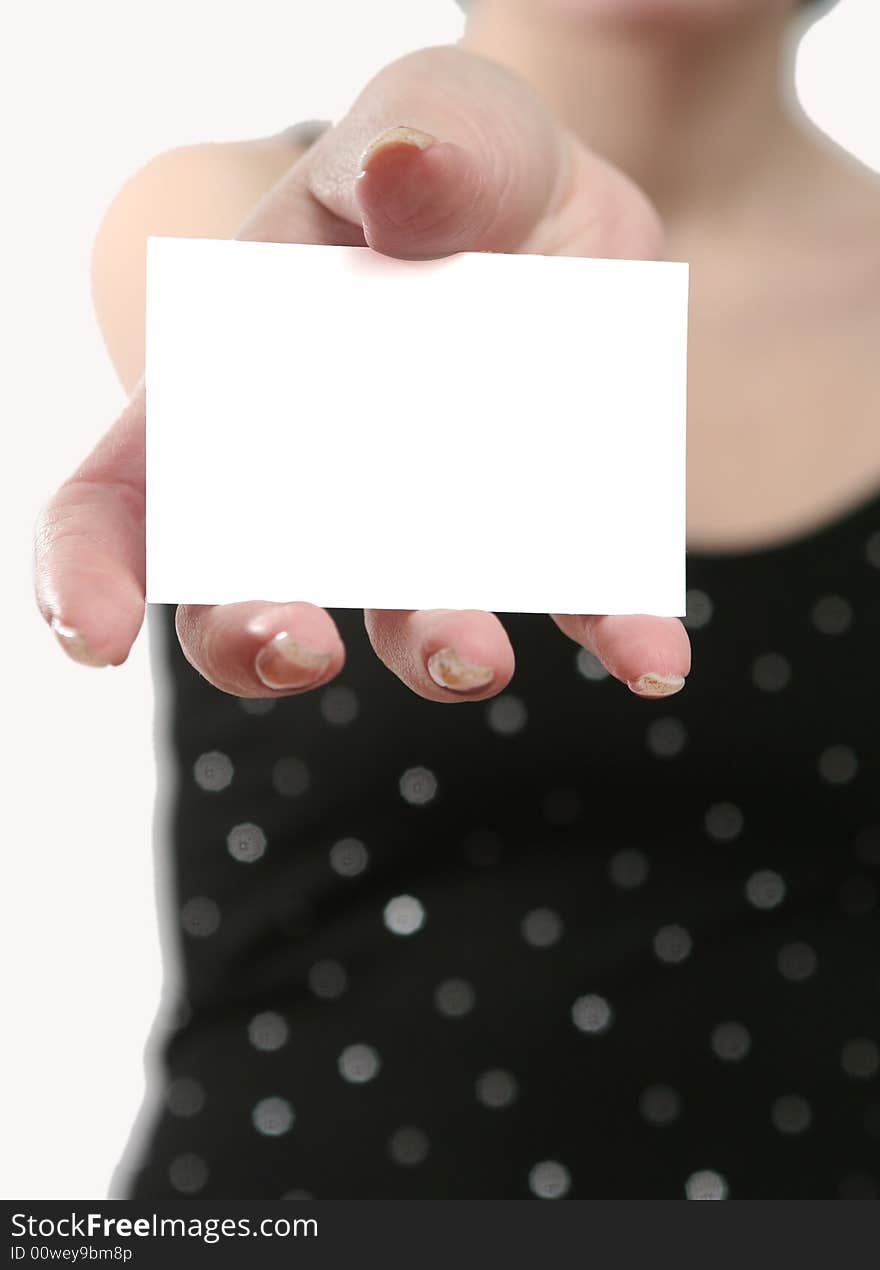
[
  {"left": 50, "top": 617, "right": 109, "bottom": 668},
  {"left": 255, "top": 631, "right": 331, "bottom": 691},
  {"left": 627, "top": 673, "right": 686, "bottom": 699},
  {"left": 427, "top": 646, "right": 494, "bottom": 693},
  {"left": 358, "top": 125, "right": 437, "bottom": 175}
]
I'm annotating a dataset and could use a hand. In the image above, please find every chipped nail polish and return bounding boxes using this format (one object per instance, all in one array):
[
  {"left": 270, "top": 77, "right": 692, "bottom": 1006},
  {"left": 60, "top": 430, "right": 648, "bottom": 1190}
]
[
  {"left": 627, "top": 673, "right": 686, "bottom": 699},
  {"left": 255, "top": 631, "right": 331, "bottom": 691},
  {"left": 50, "top": 618, "right": 109, "bottom": 668},
  {"left": 427, "top": 646, "right": 494, "bottom": 693},
  {"left": 358, "top": 125, "right": 437, "bottom": 174}
]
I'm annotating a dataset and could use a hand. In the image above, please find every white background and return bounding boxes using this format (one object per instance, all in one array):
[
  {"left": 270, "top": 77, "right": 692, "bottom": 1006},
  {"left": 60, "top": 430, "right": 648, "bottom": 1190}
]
[{"left": 2, "top": 0, "right": 878, "bottom": 1200}]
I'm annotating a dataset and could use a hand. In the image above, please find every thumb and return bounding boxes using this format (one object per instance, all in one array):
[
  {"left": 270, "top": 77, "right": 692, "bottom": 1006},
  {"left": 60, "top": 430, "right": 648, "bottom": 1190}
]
[
  {"left": 312, "top": 43, "right": 568, "bottom": 259},
  {"left": 238, "top": 44, "right": 663, "bottom": 264}
]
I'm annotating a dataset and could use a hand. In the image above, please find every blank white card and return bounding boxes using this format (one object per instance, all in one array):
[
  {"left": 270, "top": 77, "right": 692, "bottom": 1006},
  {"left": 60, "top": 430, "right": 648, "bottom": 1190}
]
[{"left": 145, "top": 238, "right": 688, "bottom": 615}]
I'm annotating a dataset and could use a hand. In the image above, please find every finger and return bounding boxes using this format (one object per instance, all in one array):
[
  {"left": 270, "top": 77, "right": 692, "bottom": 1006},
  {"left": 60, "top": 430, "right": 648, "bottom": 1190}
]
[
  {"left": 175, "top": 601, "right": 345, "bottom": 698},
  {"left": 238, "top": 46, "right": 662, "bottom": 702},
  {"left": 33, "top": 384, "right": 148, "bottom": 667},
  {"left": 363, "top": 608, "right": 514, "bottom": 703},
  {"left": 551, "top": 613, "right": 692, "bottom": 699},
  {"left": 239, "top": 44, "right": 664, "bottom": 263},
  {"left": 165, "top": 48, "right": 559, "bottom": 695},
  {"left": 155, "top": 45, "right": 662, "bottom": 703}
]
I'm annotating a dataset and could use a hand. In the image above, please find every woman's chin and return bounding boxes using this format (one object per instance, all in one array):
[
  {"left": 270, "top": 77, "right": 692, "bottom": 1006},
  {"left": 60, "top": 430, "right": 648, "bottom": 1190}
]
[{"left": 541, "top": 0, "right": 797, "bottom": 28}]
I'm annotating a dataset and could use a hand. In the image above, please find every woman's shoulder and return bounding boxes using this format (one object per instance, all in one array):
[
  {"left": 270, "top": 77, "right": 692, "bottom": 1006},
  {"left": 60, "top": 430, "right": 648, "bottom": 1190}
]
[
  {"left": 789, "top": 131, "right": 880, "bottom": 317},
  {"left": 814, "top": 132, "right": 880, "bottom": 258},
  {"left": 91, "top": 123, "right": 330, "bottom": 389}
]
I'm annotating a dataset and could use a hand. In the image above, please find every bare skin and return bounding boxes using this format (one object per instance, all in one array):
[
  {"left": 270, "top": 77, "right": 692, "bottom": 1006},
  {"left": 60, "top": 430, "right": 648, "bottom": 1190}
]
[
  {"left": 34, "top": 0, "right": 880, "bottom": 703},
  {"left": 466, "top": 0, "right": 880, "bottom": 549}
]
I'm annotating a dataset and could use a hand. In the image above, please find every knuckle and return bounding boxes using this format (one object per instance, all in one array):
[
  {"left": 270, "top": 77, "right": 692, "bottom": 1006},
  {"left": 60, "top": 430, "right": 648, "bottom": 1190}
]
[
  {"left": 354, "top": 43, "right": 544, "bottom": 156},
  {"left": 367, "top": 44, "right": 469, "bottom": 93}
]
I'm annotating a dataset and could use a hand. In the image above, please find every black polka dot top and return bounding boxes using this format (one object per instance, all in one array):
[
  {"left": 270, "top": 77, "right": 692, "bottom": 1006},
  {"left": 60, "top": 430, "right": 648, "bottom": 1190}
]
[{"left": 119, "top": 489, "right": 880, "bottom": 1201}]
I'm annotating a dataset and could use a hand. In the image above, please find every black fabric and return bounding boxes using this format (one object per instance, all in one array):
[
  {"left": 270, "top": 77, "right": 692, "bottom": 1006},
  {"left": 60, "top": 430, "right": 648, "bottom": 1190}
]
[{"left": 124, "top": 490, "right": 880, "bottom": 1200}]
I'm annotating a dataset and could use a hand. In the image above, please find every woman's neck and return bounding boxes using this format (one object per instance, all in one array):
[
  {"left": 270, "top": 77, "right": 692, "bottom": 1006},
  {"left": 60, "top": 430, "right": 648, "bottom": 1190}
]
[{"left": 458, "top": 0, "right": 814, "bottom": 225}]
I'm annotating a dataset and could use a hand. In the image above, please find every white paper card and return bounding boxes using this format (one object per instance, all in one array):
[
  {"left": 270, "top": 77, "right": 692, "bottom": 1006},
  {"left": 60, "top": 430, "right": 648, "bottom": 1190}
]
[{"left": 146, "top": 237, "right": 688, "bottom": 614}]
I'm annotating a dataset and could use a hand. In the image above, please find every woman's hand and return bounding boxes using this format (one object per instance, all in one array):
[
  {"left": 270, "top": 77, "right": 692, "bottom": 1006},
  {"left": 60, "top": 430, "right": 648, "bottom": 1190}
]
[{"left": 33, "top": 44, "right": 691, "bottom": 703}]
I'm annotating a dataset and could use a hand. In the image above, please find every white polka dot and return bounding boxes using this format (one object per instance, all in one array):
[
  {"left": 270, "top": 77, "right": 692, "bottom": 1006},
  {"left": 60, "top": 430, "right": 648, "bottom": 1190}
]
[
  {"left": 528, "top": 1160, "right": 571, "bottom": 1199},
  {"left": 307, "top": 959, "right": 347, "bottom": 999},
  {"left": 654, "top": 924, "right": 692, "bottom": 964},
  {"left": 684, "top": 589, "right": 714, "bottom": 631},
  {"left": 811, "top": 594, "right": 853, "bottom": 635},
  {"left": 239, "top": 697, "right": 276, "bottom": 716},
  {"left": 475, "top": 1069, "right": 519, "bottom": 1109},
  {"left": 320, "top": 684, "right": 359, "bottom": 726},
  {"left": 383, "top": 894, "right": 426, "bottom": 936},
  {"left": 389, "top": 1127, "right": 429, "bottom": 1167},
  {"left": 685, "top": 1170, "right": 728, "bottom": 1200},
  {"left": 571, "top": 994, "right": 614, "bottom": 1035},
  {"left": 248, "top": 1011, "right": 288, "bottom": 1053},
  {"left": 181, "top": 897, "right": 220, "bottom": 938},
  {"left": 399, "top": 766, "right": 438, "bottom": 806},
  {"left": 818, "top": 745, "right": 858, "bottom": 785},
  {"left": 521, "top": 907, "right": 564, "bottom": 949},
  {"left": 646, "top": 717, "right": 687, "bottom": 759},
  {"left": 486, "top": 694, "right": 528, "bottom": 736},
  {"left": 338, "top": 1043, "right": 381, "bottom": 1084},
  {"left": 777, "top": 942, "right": 818, "bottom": 982},
  {"left": 607, "top": 848, "right": 650, "bottom": 890},
  {"left": 252, "top": 1096, "right": 295, "bottom": 1136},
  {"left": 226, "top": 822, "right": 267, "bottom": 864},
  {"left": 271, "top": 756, "right": 310, "bottom": 798},
  {"left": 576, "top": 649, "right": 609, "bottom": 682},
  {"left": 771, "top": 1094, "right": 812, "bottom": 1135},
  {"left": 193, "top": 751, "right": 233, "bottom": 792},
  {"left": 169, "top": 1153, "right": 208, "bottom": 1193},
  {"left": 841, "top": 1038, "right": 880, "bottom": 1080},
  {"left": 434, "top": 978, "right": 476, "bottom": 1018},
  {"left": 745, "top": 869, "right": 786, "bottom": 911},
  {"left": 751, "top": 652, "right": 792, "bottom": 693},
  {"left": 166, "top": 1077, "right": 205, "bottom": 1118},
  {"left": 639, "top": 1084, "right": 681, "bottom": 1126},
  {"left": 866, "top": 531, "right": 880, "bottom": 570},
  {"left": 329, "top": 837, "right": 369, "bottom": 878},
  {"left": 704, "top": 802, "right": 744, "bottom": 843},
  {"left": 711, "top": 1022, "right": 751, "bottom": 1062}
]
